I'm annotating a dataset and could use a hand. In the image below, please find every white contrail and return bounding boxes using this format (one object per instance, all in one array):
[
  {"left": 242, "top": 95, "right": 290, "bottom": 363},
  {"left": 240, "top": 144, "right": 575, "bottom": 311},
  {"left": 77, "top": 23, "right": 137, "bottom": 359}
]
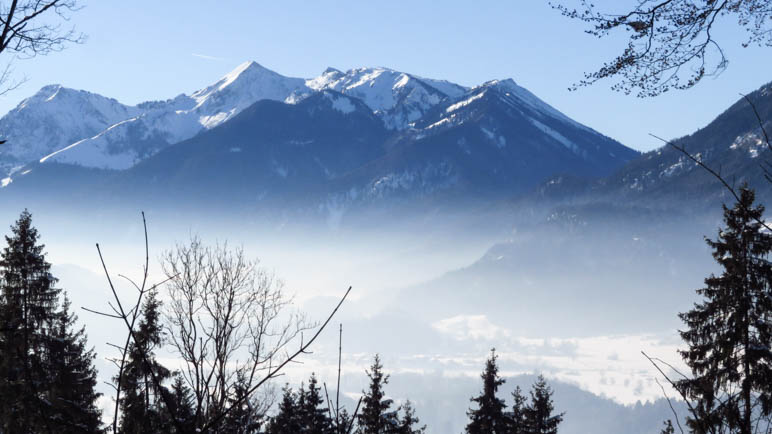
[{"left": 192, "top": 53, "right": 226, "bottom": 61}]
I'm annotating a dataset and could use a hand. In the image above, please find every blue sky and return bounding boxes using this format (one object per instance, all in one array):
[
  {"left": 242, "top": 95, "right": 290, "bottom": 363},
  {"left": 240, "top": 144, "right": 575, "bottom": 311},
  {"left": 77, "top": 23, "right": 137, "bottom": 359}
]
[{"left": 0, "top": 0, "right": 770, "bottom": 152}]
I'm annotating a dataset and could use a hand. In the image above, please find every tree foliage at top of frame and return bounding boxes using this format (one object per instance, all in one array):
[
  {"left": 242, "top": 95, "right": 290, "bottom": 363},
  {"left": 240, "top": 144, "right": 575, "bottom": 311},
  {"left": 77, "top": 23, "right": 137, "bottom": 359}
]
[{"left": 551, "top": 0, "right": 772, "bottom": 97}]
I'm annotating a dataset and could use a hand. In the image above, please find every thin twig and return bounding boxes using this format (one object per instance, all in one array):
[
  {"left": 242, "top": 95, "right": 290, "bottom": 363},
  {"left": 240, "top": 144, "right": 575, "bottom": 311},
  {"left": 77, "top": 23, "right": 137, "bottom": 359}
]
[
  {"left": 642, "top": 351, "right": 716, "bottom": 434},
  {"left": 655, "top": 378, "right": 685, "bottom": 434},
  {"left": 336, "top": 323, "right": 342, "bottom": 430},
  {"left": 346, "top": 396, "right": 363, "bottom": 434}
]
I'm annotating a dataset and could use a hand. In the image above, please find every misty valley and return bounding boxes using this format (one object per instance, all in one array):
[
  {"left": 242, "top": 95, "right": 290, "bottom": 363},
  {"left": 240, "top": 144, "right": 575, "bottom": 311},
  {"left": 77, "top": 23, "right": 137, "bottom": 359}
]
[{"left": 1, "top": 2, "right": 771, "bottom": 434}]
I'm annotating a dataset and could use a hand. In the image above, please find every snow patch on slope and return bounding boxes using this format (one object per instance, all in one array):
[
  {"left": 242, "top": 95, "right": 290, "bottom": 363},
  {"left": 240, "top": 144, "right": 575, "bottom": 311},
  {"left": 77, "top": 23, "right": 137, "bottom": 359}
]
[
  {"left": 446, "top": 91, "right": 486, "bottom": 113},
  {"left": 324, "top": 92, "right": 356, "bottom": 114},
  {"left": 729, "top": 131, "right": 766, "bottom": 159},
  {"left": 530, "top": 119, "right": 578, "bottom": 153}
]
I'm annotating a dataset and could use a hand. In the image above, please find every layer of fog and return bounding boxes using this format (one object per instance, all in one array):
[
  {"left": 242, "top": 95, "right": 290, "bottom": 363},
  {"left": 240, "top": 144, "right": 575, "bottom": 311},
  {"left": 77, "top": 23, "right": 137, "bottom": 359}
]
[{"left": 0, "top": 204, "right": 724, "bottom": 433}]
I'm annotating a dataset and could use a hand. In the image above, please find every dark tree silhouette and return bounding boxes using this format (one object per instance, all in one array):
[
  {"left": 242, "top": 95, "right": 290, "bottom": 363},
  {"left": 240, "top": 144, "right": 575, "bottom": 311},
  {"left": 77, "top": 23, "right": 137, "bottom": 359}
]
[
  {"left": 511, "top": 385, "right": 528, "bottom": 434},
  {"left": 661, "top": 420, "right": 675, "bottom": 434},
  {"left": 0, "top": 210, "right": 102, "bottom": 432},
  {"left": 523, "top": 375, "right": 563, "bottom": 434},
  {"left": 221, "top": 371, "right": 266, "bottom": 434},
  {"left": 118, "top": 288, "right": 171, "bottom": 434},
  {"left": 396, "top": 400, "right": 425, "bottom": 434},
  {"left": 268, "top": 385, "right": 302, "bottom": 434},
  {"left": 676, "top": 187, "right": 772, "bottom": 434},
  {"left": 167, "top": 373, "right": 196, "bottom": 434},
  {"left": 465, "top": 349, "right": 510, "bottom": 434},
  {"left": 298, "top": 374, "right": 335, "bottom": 434},
  {"left": 46, "top": 295, "right": 102, "bottom": 433},
  {"left": 552, "top": 0, "right": 772, "bottom": 97},
  {"left": 0, "top": 209, "right": 63, "bottom": 432},
  {"left": 357, "top": 354, "right": 399, "bottom": 434}
]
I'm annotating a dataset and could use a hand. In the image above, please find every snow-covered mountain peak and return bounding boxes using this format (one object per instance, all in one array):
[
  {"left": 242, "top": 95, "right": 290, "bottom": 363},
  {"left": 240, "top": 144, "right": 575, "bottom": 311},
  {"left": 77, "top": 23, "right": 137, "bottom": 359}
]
[
  {"left": 478, "top": 78, "right": 588, "bottom": 130},
  {"left": 193, "top": 60, "right": 264, "bottom": 97},
  {"left": 191, "top": 61, "right": 308, "bottom": 109},
  {"left": 480, "top": 78, "right": 518, "bottom": 92},
  {"left": 307, "top": 66, "right": 462, "bottom": 129},
  {"left": 305, "top": 67, "right": 344, "bottom": 91},
  {"left": 15, "top": 84, "right": 127, "bottom": 112},
  {"left": 322, "top": 67, "right": 343, "bottom": 76},
  {"left": 308, "top": 66, "right": 411, "bottom": 112},
  {"left": 21, "top": 84, "right": 63, "bottom": 105},
  {"left": 1, "top": 60, "right": 623, "bottom": 185},
  {"left": 27, "top": 61, "right": 313, "bottom": 171},
  {"left": 220, "top": 60, "right": 263, "bottom": 88},
  {"left": 14, "top": 84, "right": 60, "bottom": 110},
  {"left": 0, "top": 84, "right": 140, "bottom": 175}
]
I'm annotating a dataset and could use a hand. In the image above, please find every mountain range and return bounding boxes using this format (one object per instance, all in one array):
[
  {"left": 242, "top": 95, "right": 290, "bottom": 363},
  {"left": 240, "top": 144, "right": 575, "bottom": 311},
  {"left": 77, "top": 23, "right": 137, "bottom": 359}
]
[
  {"left": 2, "top": 61, "right": 770, "bottom": 223},
  {"left": 0, "top": 61, "right": 638, "bottom": 218}
]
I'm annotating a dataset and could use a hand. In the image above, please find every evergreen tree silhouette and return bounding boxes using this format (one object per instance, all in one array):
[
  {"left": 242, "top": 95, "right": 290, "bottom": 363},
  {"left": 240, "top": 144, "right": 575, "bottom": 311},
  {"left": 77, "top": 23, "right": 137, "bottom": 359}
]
[
  {"left": 268, "top": 384, "right": 302, "bottom": 434},
  {"left": 0, "top": 210, "right": 101, "bottom": 432},
  {"left": 511, "top": 385, "right": 527, "bottom": 434},
  {"left": 357, "top": 354, "right": 399, "bottom": 434},
  {"left": 338, "top": 407, "right": 355, "bottom": 434},
  {"left": 298, "top": 373, "right": 334, "bottom": 434},
  {"left": 221, "top": 371, "right": 263, "bottom": 434},
  {"left": 166, "top": 373, "right": 196, "bottom": 433},
  {"left": 118, "top": 288, "right": 171, "bottom": 434},
  {"left": 523, "top": 375, "right": 563, "bottom": 434},
  {"left": 46, "top": 295, "right": 103, "bottom": 433},
  {"left": 396, "top": 400, "right": 425, "bottom": 434},
  {"left": 677, "top": 187, "right": 772, "bottom": 434},
  {"left": 465, "top": 349, "right": 510, "bottom": 434}
]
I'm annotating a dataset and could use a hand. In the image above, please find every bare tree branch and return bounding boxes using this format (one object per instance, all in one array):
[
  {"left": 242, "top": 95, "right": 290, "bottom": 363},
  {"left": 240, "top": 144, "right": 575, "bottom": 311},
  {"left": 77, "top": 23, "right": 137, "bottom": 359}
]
[
  {"left": 552, "top": 0, "right": 772, "bottom": 96},
  {"left": 199, "top": 286, "right": 352, "bottom": 433},
  {"left": 0, "top": 1, "right": 83, "bottom": 96}
]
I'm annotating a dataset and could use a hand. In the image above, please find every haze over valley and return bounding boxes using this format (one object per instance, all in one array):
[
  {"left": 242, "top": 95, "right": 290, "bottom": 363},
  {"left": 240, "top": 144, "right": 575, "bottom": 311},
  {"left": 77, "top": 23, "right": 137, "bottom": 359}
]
[{"left": 1, "top": 3, "right": 771, "bottom": 433}]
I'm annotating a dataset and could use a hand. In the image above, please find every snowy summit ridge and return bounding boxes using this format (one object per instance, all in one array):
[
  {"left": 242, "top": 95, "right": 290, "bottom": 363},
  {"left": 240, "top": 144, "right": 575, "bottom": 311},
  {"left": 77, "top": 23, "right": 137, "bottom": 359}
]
[{"left": 0, "top": 60, "right": 634, "bottom": 197}]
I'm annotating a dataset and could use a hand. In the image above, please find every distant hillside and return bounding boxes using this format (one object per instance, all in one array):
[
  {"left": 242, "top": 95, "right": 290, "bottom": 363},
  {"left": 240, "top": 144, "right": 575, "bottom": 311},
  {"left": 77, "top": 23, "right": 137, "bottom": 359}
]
[{"left": 535, "top": 81, "right": 772, "bottom": 212}]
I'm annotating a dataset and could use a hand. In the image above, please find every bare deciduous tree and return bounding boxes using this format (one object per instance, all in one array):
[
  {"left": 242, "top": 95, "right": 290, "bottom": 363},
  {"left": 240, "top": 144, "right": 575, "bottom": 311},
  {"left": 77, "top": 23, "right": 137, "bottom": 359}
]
[
  {"left": 551, "top": 0, "right": 772, "bottom": 97},
  {"left": 161, "top": 237, "right": 310, "bottom": 432}
]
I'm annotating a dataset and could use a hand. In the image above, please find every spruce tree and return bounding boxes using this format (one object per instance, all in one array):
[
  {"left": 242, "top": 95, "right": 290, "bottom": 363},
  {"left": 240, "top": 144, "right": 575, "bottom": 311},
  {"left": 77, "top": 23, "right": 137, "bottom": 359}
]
[
  {"left": 118, "top": 288, "right": 171, "bottom": 434},
  {"left": 357, "top": 354, "right": 399, "bottom": 434},
  {"left": 221, "top": 371, "right": 263, "bottom": 434},
  {"left": 298, "top": 373, "right": 334, "bottom": 434},
  {"left": 46, "top": 294, "right": 103, "bottom": 433},
  {"left": 465, "top": 349, "right": 509, "bottom": 434},
  {"left": 166, "top": 373, "right": 196, "bottom": 434},
  {"left": 511, "top": 385, "right": 527, "bottom": 434},
  {"left": 0, "top": 210, "right": 65, "bottom": 432},
  {"left": 676, "top": 187, "right": 772, "bottom": 434},
  {"left": 396, "top": 400, "right": 425, "bottom": 434},
  {"left": 268, "top": 384, "right": 302, "bottom": 434},
  {"left": 337, "top": 408, "right": 355, "bottom": 434},
  {"left": 523, "top": 375, "right": 563, "bottom": 434}
]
